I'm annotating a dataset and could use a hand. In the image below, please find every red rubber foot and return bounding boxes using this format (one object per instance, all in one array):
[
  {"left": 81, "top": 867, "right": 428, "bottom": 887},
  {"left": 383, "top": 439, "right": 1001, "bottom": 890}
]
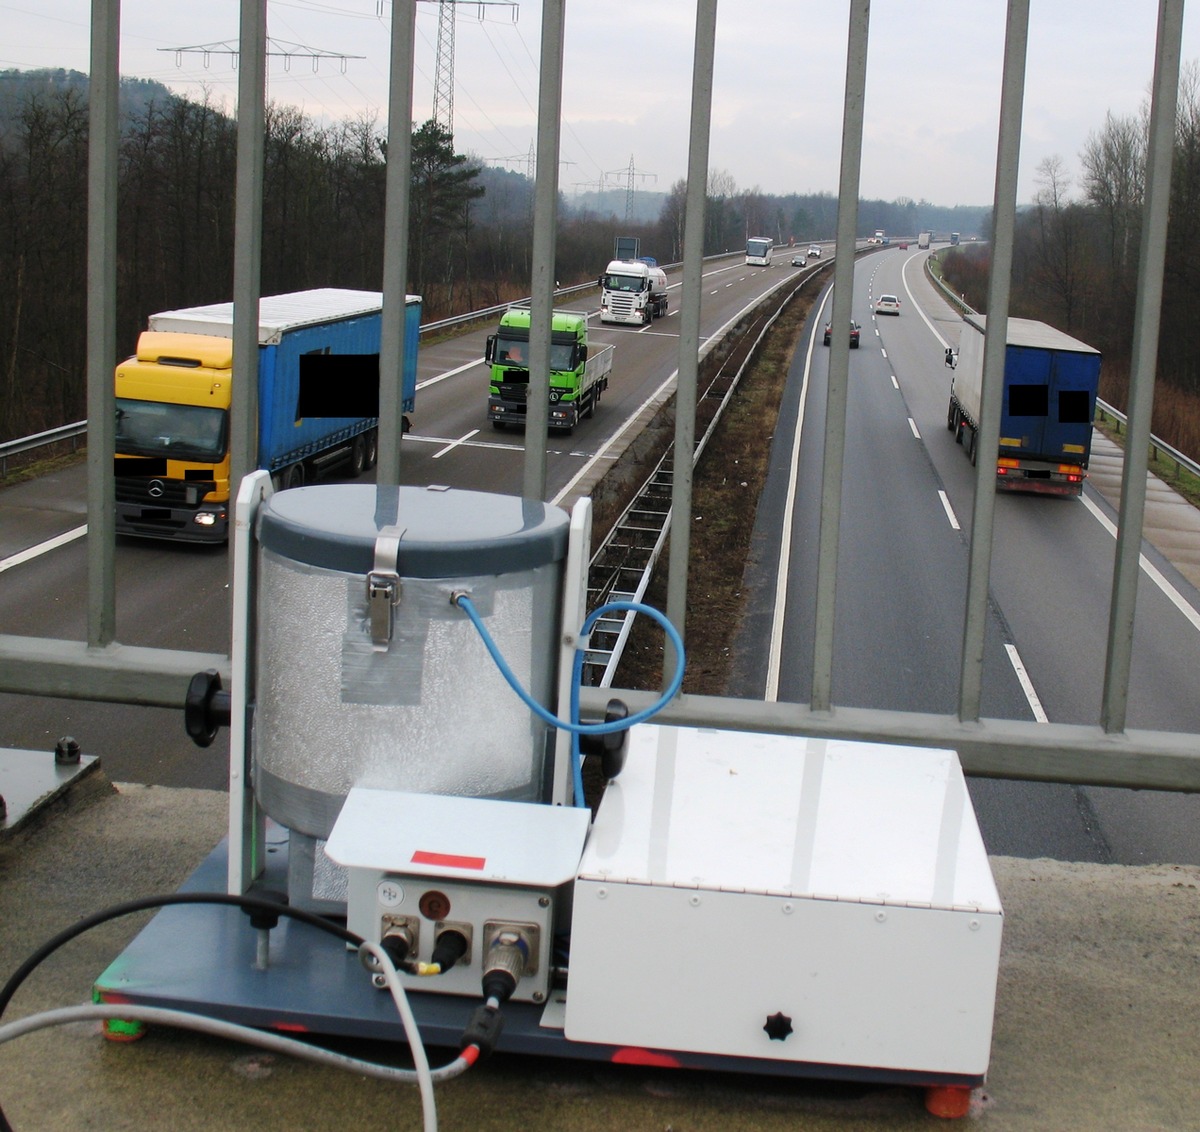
[{"left": 925, "top": 1084, "right": 972, "bottom": 1118}]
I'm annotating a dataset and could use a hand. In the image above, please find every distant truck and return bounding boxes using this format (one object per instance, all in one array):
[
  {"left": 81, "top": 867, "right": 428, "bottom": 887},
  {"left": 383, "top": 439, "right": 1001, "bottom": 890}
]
[
  {"left": 485, "top": 307, "right": 613, "bottom": 433},
  {"left": 599, "top": 258, "right": 669, "bottom": 325},
  {"left": 918, "top": 231, "right": 932, "bottom": 249},
  {"left": 945, "top": 314, "right": 1101, "bottom": 496},
  {"left": 114, "top": 288, "right": 421, "bottom": 542}
]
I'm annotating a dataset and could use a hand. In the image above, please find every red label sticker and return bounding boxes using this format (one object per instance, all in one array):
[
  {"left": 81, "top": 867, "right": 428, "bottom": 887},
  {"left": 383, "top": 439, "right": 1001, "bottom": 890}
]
[{"left": 411, "top": 850, "right": 486, "bottom": 870}]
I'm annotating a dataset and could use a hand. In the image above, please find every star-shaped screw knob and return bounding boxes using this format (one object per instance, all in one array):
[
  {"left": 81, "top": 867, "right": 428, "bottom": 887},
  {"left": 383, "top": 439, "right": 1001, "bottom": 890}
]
[{"left": 763, "top": 1011, "right": 793, "bottom": 1041}]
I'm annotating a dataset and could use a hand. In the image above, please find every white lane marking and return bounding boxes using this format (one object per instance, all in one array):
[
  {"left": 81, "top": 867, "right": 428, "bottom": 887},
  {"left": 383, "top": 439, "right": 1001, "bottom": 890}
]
[
  {"left": 881, "top": 348, "right": 888, "bottom": 358},
  {"left": 900, "top": 254, "right": 951, "bottom": 349},
  {"left": 766, "top": 290, "right": 832, "bottom": 701},
  {"left": 0, "top": 524, "right": 87, "bottom": 574},
  {"left": 938, "top": 490, "right": 961, "bottom": 530},
  {"left": 432, "top": 430, "right": 479, "bottom": 459},
  {"left": 1080, "top": 492, "right": 1200, "bottom": 634},
  {"left": 890, "top": 373, "right": 900, "bottom": 389},
  {"left": 417, "top": 357, "right": 483, "bottom": 391},
  {"left": 1005, "top": 642, "right": 1049, "bottom": 723},
  {"left": 908, "top": 417, "right": 921, "bottom": 439}
]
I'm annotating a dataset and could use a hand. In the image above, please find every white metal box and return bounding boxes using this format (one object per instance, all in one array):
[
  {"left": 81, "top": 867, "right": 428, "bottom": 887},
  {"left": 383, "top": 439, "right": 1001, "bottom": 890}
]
[{"left": 565, "top": 726, "right": 1002, "bottom": 1076}]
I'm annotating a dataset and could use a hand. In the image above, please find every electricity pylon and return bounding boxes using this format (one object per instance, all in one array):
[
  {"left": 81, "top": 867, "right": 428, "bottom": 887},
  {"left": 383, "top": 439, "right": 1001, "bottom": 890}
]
[
  {"left": 606, "top": 155, "right": 657, "bottom": 222},
  {"left": 426, "top": 1, "right": 518, "bottom": 137}
]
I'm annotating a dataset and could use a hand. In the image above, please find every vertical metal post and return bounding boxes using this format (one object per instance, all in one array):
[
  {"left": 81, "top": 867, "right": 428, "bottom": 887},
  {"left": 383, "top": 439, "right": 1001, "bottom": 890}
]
[
  {"left": 85, "top": 0, "right": 120, "bottom": 648},
  {"left": 810, "top": 0, "right": 869, "bottom": 713},
  {"left": 1101, "top": 0, "right": 1184, "bottom": 733},
  {"left": 957, "top": 0, "right": 1029, "bottom": 722},
  {"left": 522, "top": 0, "right": 566, "bottom": 501},
  {"left": 377, "top": 0, "right": 417, "bottom": 485},
  {"left": 664, "top": 0, "right": 718, "bottom": 677},
  {"left": 230, "top": 0, "right": 267, "bottom": 528}
]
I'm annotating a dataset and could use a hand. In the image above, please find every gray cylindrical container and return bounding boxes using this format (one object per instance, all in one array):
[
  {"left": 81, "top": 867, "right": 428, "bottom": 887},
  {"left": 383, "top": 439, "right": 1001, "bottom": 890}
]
[{"left": 254, "top": 484, "right": 569, "bottom": 840}]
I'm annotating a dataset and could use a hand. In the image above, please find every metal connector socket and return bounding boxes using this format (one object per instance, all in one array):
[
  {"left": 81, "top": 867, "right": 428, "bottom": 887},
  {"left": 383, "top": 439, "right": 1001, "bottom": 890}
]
[
  {"left": 482, "top": 921, "right": 540, "bottom": 978},
  {"left": 382, "top": 914, "right": 420, "bottom": 955},
  {"left": 435, "top": 921, "right": 473, "bottom": 966}
]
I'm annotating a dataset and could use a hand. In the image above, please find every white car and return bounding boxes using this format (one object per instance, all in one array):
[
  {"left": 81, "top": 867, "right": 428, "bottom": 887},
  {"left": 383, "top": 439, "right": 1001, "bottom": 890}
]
[
  {"left": 875, "top": 293, "right": 901, "bottom": 316},
  {"left": 807, "top": 244, "right": 822, "bottom": 258}
]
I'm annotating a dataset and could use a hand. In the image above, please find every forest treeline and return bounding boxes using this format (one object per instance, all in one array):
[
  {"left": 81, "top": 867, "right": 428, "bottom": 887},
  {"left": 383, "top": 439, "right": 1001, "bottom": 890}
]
[
  {"left": 940, "top": 62, "right": 1200, "bottom": 463},
  {"left": 0, "top": 67, "right": 992, "bottom": 443}
]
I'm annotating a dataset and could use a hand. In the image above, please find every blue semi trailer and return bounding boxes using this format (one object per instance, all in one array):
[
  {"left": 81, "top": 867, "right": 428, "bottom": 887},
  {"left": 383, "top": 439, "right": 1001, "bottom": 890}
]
[
  {"left": 945, "top": 314, "right": 1101, "bottom": 497},
  {"left": 114, "top": 289, "right": 420, "bottom": 542}
]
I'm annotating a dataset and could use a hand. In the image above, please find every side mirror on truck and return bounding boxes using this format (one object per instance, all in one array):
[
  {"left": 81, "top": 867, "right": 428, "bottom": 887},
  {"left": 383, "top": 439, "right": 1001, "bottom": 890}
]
[
  {"left": 945, "top": 347, "right": 957, "bottom": 370},
  {"left": 485, "top": 335, "right": 496, "bottom": 364}
]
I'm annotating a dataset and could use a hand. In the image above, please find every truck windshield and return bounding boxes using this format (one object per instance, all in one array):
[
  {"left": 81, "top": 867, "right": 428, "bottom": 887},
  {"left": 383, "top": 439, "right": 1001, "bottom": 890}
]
[
  {"left": 604, "top": 273, "right": 646, "bottom": 292},
  {"left": 115, "top": 398, "right": 228, "bottom": 462},
  {"left": 494, "top": 337, "right": 576, "bottom": 372}
]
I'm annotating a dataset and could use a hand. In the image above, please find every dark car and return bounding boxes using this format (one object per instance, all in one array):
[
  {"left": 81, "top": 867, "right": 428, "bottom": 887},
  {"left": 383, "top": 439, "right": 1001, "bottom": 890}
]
[{"left": 823, "top": 320, "right": 861, "bottom": 347}]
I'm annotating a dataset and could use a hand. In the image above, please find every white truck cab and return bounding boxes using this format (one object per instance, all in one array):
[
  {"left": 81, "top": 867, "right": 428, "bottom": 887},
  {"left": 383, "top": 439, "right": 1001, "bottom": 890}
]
[{"left": 600, "top": 259, "right": 669, "bottom": 325}]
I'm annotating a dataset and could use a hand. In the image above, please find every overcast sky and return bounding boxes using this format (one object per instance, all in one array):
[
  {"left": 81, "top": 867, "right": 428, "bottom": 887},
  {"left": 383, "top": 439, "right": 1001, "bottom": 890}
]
[{"left": 2, "top": 1, "right": 1197, "bottom": 208}]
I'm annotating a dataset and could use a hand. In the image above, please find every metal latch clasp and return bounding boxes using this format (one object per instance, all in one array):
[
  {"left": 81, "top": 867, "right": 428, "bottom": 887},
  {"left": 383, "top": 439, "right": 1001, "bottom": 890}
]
[
  {"left": 368, "top": 525, "right": 405, "bottom": 648},
  {"left": 367, "top": 570, "right": 401, "bottom": 647}
]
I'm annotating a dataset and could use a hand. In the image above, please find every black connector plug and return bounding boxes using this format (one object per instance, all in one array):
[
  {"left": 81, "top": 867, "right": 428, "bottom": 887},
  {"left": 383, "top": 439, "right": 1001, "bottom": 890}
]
[
  {"left": 461, "top": 1003, "right": 505, "bottom": 1058},
  {"left": 481, "top": 968, "right": 518, "bottom": 1006},
  {"left": 380, "top": 931, "right": 412, "bottom": 969},
  {"left": 431, "top": 929, "right": 469, "bottom": 972}
]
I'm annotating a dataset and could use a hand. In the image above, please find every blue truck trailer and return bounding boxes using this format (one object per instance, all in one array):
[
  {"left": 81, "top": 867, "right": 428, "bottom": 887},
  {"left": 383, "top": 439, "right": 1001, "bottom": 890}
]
[
  {"left": 945, "top": 314, "right": 1101, "bottom": 497},
  {"left": 114, "top": 289, "right": 420, "bottom": 542}
]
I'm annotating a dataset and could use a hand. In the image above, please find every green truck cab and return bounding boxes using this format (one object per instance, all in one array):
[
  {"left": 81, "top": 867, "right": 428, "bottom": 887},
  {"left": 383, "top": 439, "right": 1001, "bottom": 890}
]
[{"left": 485, "top": 307, "right": 613, "bottom": 433}]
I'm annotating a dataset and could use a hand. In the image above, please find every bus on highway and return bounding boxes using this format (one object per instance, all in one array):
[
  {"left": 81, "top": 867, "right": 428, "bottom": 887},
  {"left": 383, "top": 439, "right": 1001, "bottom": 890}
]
[{"left": 745, "top": 237, "right": 773, "bottom": 266}]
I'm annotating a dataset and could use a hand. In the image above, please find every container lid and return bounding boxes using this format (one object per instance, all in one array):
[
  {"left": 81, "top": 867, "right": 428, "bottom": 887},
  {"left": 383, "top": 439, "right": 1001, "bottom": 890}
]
[{"left": 258, "top": 484, "right": 569, "bottom": 577}]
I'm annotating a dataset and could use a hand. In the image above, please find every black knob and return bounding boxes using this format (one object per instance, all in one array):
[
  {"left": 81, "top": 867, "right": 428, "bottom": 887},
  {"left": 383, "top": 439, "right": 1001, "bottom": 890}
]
[{"left": 184, "top": 669, "right": 232, "bottom": 748}]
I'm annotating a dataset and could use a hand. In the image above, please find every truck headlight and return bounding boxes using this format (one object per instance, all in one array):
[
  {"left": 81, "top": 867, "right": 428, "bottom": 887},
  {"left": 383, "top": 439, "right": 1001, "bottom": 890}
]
[{"left": 193, "top": 512, "right": 219, "bottom": 527}]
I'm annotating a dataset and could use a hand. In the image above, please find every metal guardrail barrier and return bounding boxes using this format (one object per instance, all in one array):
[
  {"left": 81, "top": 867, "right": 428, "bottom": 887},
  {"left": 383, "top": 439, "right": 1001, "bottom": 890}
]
[{"left": 0, "top": 421, "right": 87, "bottom": 478}]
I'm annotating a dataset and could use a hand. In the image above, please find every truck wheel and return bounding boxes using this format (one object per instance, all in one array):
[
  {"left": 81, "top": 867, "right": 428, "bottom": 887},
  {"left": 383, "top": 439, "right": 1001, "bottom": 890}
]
[
  {"left": 349, "top": 434, "right": 367, "bottom": 478},
  {"left": 492, "top": 420, "right": 505, "bottom": 431},
  {"left": 964, "top": 426, "right": 976, "bottom": 464},
  {"left": 364, "top": 429, "right": 378, "bottom": 469},
  {"left": 284, "top": 462, "right": 305, "bottom": 490},
  {"left": 947, "top": 401, "right": 957, "bottom": 431}
]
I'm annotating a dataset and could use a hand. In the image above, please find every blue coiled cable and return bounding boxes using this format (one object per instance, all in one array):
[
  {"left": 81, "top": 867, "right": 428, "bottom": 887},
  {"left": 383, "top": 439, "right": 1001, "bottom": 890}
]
[{"left": 453, "top": 594, "right": 685, "bottom": 807}]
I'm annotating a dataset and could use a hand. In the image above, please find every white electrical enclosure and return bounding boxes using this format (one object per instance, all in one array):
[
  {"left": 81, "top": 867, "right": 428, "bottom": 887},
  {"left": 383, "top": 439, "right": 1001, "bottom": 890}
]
[
  {"left": 326, "top": 788, "right": 590, "bottom": 1003},
  {"left": 565, "top": 725, "right": 1002, "bottom": 1076}
]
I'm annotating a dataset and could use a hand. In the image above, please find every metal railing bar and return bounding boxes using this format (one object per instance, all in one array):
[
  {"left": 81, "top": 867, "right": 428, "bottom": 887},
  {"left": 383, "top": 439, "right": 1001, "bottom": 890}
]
[
  {"left": 812, "top": 0, "right": 870, "bottom": 713},
  {"left": 85, "top": 0, "right": 119, "bottom": 650},
  {"left": 957, "top": 0, "right": 1029, "bottom": 723},
  {"left": 1101, "top": 0, "right": 1185, "bottom": 734},
  {"left": 523, "top": 0, "right": 566, "bottom": 501},
  {"left": 664, "top": 0, "right": 718, "bottom": 688},
  {"left": 377, "top": 0, "right": 417, "bottom": 484},
  {"left": 577, "top": 686, "right": 1200, "bottom": 793}
]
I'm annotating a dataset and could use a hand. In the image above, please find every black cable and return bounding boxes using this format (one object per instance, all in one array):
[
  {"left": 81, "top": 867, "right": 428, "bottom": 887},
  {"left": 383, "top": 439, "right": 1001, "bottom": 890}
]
[{"left": 0, "top": 891, "right": 363, "bottom": 1132}]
